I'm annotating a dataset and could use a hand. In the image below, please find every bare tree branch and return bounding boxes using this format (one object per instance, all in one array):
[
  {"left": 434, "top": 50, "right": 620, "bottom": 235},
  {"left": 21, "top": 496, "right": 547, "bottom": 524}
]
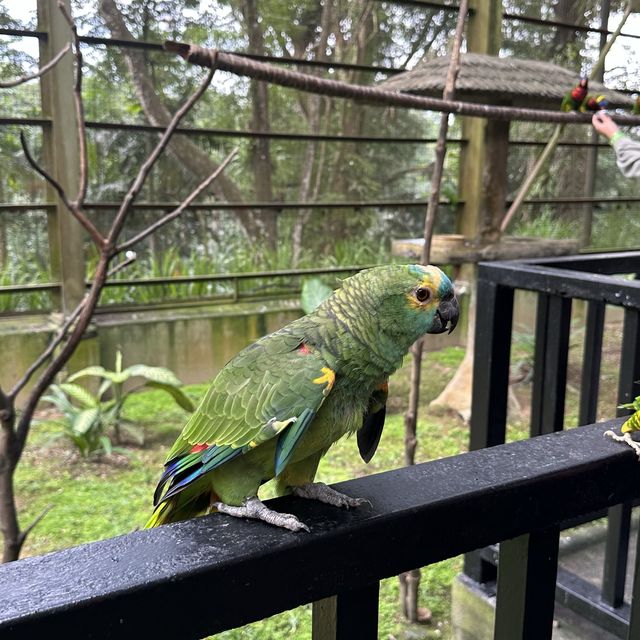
[
  {"left": 0, "top": 387, "right": 12, "bottom": 427},
  {"left": 8, "top": 296, "right": 88, "bottom": 401},
  {"left": 0, "top": 44, "right": 70, "bottom": 89},
  {"left": 107, "top": 66, "right": 217, "bottom": 248},
  {"left": 2, "top": 3, "right": 235, "bottom": 564},
  {"left": 117, "top": 148, "right": 238, "bottom": 253},
  {"left": 107, "top": 251, "right": 137, "bottom": 277},
  {"left": 17, "top": 504, "right": 54, "bottom": 547},
  {"left": 401, "top": 0, "right": 468, "bottom": 624},
  {"left": 20, "top": 132, "right": 105, "bottom": 247},
  {"left": 57, "top": 1, "right": 89, "bottom": 205}
]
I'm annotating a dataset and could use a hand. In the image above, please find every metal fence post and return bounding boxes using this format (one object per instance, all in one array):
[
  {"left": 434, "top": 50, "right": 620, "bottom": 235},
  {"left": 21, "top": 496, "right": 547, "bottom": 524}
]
[
  {"left": 465, "top": 269, "right": 514, "bottom": 583},
  {"left": 494, "top": 528, "right": 560, "bottom": 640},
  {"left": 530, "top": 294, "right": 572, "bottom": 436},
  {"left": 603, "top": 309, "right": 640, "bottom": 608},
  {"left": 312, "top": 583, "right": 379, "bottom": 640}
]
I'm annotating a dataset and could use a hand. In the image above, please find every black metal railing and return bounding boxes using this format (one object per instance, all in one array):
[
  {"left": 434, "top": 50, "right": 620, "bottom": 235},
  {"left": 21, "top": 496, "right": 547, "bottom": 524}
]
[
  {"left": 466, "top": 250, "right": 640, "bottom": 638},
  {"left": 1, "top": 419, "right": 640, "bottom": 639}
]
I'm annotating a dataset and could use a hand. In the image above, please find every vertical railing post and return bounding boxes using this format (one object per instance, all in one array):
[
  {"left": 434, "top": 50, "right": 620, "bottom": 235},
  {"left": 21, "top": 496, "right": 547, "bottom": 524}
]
[
  {"left": 603, "top": 308, "right": 640, "bottom": 608},
  {"left": 468, "top": 271, "right": 514, "bottom": 451},
  {"left": 494, "top": 528, "right": 560, "bottom": 640},
  {"left": 312, "top": 583, "right": 379, "bottom": 640},
  {"left": 579, "top": 300, "right": 605, "bottom": 425},
  {"left": 530, "top": 294, "right": 572, "bottom": 436},
  {"left": 626, "top": 513, "right": 640, "bottom": 640},
  {"left": 37, "top": 0, "right": 86, "bottom": 314},
  {"left": 465, "top": 268, "right": 514, "bottom": 583}
]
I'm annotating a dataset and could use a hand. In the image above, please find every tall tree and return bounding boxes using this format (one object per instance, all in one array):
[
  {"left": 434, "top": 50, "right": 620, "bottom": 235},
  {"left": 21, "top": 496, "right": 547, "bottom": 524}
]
[{"left": 99, "top": 0, "right": 271, "bottom": 246}]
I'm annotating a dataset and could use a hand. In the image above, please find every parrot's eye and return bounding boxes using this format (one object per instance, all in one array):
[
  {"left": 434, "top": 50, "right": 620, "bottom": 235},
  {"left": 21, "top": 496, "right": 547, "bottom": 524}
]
[{"left": 415, "top": 287, "right": 431, "bottom": 303}]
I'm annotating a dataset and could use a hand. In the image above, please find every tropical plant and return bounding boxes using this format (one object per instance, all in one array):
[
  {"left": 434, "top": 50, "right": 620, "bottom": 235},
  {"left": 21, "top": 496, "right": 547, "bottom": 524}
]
[
  {"left": 300, "top": 278, "right": 333, "bottom": 314},
  {"left": 66, "top": 350, "right": 195, "bottom": 444},
  {"left": 41, "top": 351, "right": 194, "bottom": 458},
  {"left": 41, "top": 382, "right": 120, "bottom": 458}
]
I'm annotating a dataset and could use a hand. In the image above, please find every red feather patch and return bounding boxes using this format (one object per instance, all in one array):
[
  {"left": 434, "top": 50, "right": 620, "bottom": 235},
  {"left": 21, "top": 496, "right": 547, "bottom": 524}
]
[
  {"left": 190, "top": 444, "right": 209, "bottom": 453},
  {"left": 298, "top": 343, "right": 312, "bottom": 355}
]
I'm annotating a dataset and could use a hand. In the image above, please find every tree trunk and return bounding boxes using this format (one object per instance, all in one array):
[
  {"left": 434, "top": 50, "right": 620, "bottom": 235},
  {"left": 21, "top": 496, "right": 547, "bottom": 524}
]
[
  {"left": 0, "top": 425, "right": 21, "bottom": 563},
  {"left": 240, "top": 0, "right": 277, "bottom": 253},
  {"left": 99, "top": 0, "right": 265, "bottom": 243},
  {"left": 290, "top": 2, "right": 332, "bottom": 265},
  {"left": 0, "top": 217, "right": 6, "bottom": 273}
]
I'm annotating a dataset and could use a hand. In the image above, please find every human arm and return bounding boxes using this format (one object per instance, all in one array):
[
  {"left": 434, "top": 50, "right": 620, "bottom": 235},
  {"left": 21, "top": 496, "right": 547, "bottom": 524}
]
[{"left": 592, "top": 112, "right": 640, "bottom": 178}]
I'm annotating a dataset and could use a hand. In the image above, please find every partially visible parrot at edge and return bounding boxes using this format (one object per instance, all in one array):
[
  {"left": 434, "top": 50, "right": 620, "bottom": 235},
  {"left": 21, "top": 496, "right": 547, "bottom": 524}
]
[
  {"left": 581, "top": 94, "right": 608, "bottom": 112},
  {"left": 561, "top": 77, "right": 589, "bottom": 112},
  {"left": 605, "top": 396, "right": 640, "bottom": 459},
  {"left": 146, "top": 264, "right": 459, "bottom": 532}
]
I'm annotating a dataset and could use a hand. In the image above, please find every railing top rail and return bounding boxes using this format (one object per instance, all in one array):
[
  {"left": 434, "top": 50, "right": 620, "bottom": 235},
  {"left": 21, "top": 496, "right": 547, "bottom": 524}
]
[
  {"left": 479, "top": 257, "right": 640, "bottom": 305},
  {"left": 1, "top": 420, "right": 637, "bottom": 639},
  {"left": 524, "top": 250, "right": 640, "bottom": 274}
]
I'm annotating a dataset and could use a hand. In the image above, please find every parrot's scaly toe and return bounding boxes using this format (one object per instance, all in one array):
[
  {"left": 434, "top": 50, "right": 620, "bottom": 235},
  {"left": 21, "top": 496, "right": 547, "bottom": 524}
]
[
  {"left": 213, "top": 497, "right": 310, "bottom": 533},
  {"left": 293, "top": 482, "right": 372, "bottom": 509},
  {"left": 604, "top": 430, "right": 640, "bottom": 460}
]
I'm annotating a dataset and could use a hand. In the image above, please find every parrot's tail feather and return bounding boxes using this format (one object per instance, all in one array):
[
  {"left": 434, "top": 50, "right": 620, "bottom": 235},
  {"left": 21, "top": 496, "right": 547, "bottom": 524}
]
[
  {"left": 145, "top": 502, "right": 170, "bottom": 528},
  {"left": 153, "top": 444, "right": 244, "bottom": 507},
  {"left": 154, "top": 450, "right": 202, "bottom": 505},
  {"left": 145, "top": 489, "right": 218, "bottom": 528}
]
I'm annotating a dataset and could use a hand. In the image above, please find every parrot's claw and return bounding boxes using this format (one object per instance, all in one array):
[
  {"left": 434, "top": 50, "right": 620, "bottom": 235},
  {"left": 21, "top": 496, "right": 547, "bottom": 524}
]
[
  {"left": 213, "top": 497, "right": 310, "bottom": 532},
  {"left": 292, "top": 482, "right": 372, "bottom": 509},
  {"left": 604, "top": 430, "right": 640, "bottom": 460}
]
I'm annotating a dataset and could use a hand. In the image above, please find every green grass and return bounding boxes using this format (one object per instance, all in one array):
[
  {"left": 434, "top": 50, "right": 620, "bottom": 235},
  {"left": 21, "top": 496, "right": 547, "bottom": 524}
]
[{"left": 16, "top": 346, "right": 467, "bottom": 639}]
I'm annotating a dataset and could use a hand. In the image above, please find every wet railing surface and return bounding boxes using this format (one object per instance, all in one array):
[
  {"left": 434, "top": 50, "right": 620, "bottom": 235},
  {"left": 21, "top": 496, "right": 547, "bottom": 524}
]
[{"left": 1, "top": 419, "right": 639, "bottom": 639}]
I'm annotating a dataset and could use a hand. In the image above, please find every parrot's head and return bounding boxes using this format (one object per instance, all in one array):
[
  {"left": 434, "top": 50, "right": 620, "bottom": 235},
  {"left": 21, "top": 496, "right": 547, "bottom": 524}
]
[
  {"left": 571, "top": 77, "right": 588, "bottom": 101},
  {"left": 401, "top": 263, "right": 459, "bottom": 336},
  {"left": 335, "top": 264, "right": 459, "bottom": 348}
]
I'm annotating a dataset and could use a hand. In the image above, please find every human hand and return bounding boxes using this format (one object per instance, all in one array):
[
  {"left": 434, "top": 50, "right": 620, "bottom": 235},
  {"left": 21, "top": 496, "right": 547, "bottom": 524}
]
[{"left": 592, "top": 112, "right": 619, "bottom": 139}]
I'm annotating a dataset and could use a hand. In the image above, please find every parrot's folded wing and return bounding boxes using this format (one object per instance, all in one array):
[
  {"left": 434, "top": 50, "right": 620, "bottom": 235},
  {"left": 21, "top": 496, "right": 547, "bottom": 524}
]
[
  {"left": 156, "top": 333, "right": 336, "bottom": 503},
  {"left": 275, "top": 407, "right": 316, "bottom": 475}
]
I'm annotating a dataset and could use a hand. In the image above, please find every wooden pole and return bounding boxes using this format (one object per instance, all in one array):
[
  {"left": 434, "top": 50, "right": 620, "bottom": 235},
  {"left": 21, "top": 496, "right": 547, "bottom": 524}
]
[
  {"left": 400, "top": 0, "right": 468, "bottom": 623},
  {"left": 38, "top": 0, "right": 85, "bottom": 314},
  {"left": 581, "top": 0, "right": 610, "bottom": 249}
]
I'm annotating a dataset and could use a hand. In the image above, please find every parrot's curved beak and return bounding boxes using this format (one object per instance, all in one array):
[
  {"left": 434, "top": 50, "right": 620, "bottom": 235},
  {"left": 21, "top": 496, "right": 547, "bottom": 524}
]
[{"left": 430, "top": 294, "right": 460, "bottom": 335}]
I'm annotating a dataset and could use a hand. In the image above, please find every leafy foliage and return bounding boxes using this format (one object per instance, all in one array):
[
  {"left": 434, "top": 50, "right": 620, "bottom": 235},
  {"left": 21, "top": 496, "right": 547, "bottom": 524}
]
[
  {"left": 41, "top": 351, "right": 194, "bottom": 457},
  {"left": 41, "top": 383, "right": 118, "bottom": 458},
  {"left": 300, "top": 278, "right": 333, "bottom": 314},
  {"left": 620, "top": 395, "right": 640, "bottom": 413}
]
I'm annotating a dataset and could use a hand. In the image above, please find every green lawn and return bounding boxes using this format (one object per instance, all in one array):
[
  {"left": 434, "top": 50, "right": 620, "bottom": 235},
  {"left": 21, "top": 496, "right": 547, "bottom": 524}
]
[{"left": 16, "top": 345, "right": 470, "bottom": 639}]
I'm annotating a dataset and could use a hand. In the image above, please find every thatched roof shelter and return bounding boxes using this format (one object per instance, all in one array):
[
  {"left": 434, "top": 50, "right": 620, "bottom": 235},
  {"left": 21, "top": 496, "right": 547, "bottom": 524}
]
[{"left": 380, "top": 53, "right": 634, "bottom": 109}]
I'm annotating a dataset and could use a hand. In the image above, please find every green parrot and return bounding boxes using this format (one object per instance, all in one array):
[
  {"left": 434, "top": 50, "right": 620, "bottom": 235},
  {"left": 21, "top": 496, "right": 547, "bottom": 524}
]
[
  {"left": 605, "top": 396, "right": 640, "bottom": 459},
  {"left": 146, "top": 264, "right": 459, "bottom": 532}
]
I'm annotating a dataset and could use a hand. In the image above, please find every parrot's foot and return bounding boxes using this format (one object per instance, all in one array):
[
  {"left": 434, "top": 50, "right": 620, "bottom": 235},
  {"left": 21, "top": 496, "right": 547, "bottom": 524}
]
[
  {"left": 213, "top": 496, "right": 310, "bottom": 533},
  {"left": 604, "top": 430, "right": 640, "bottom": 460},
  {"left": 292, "top": 482, "right": 372, "bottom": 509}
]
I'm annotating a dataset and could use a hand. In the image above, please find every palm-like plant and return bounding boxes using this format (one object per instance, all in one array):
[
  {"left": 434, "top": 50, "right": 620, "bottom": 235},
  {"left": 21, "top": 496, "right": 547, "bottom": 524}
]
[{"left": 42, "top": 351, "right": 195, "bottom": 457}]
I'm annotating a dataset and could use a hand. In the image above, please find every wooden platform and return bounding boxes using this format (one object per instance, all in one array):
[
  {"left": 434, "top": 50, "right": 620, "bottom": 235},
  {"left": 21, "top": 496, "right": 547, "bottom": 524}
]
[{"left": 392, "top": 234, "right": 580, "bottom": 264}]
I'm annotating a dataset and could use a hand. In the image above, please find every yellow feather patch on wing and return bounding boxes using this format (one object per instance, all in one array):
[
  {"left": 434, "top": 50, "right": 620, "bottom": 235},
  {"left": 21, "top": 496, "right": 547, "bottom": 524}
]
[{"left": 313, "top": 367, "right": 336, "bottom": 396}]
